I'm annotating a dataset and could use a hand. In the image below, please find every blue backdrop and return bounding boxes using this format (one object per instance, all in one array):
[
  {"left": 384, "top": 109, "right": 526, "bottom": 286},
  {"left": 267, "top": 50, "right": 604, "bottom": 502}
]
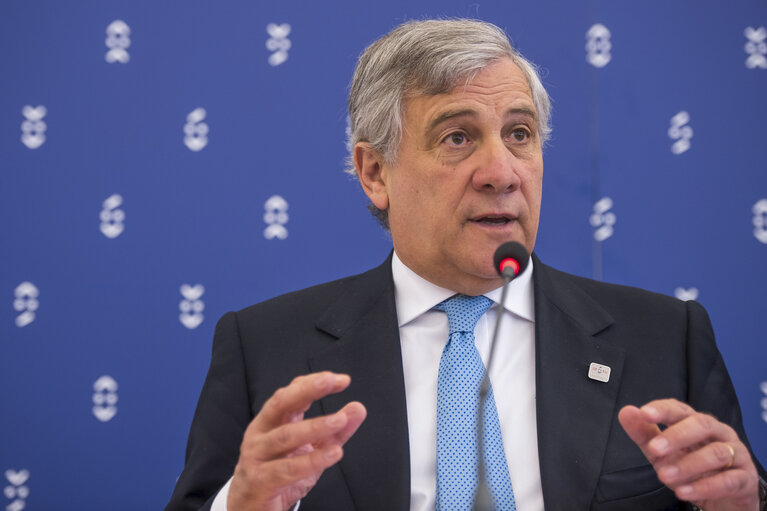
[{"left": 1, "top": 1, "right": 765, "bottom": 508}]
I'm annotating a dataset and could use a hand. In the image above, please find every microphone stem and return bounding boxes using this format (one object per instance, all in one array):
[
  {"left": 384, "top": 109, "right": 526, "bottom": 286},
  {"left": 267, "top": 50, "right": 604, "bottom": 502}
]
[
  {"left": 486, "top": 272, "right": 512, "bottom": 379},
  {"left": 474, "top": 272, "right": 512, "bottom": 511}
]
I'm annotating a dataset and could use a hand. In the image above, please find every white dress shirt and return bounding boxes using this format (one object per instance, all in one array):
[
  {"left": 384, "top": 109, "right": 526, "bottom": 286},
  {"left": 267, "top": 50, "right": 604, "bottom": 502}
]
[
  {"left": 393, "top": 253, "right": 544, "bottom": 511},
  {"left": 212, "top": 253, "right": 544, "bottom": 510}
]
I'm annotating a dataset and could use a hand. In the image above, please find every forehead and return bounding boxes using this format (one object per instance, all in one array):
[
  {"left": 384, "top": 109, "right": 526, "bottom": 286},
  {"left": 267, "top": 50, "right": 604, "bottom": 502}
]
[{"left": 404, "top": 59, "right": 537, "bottom": 130}]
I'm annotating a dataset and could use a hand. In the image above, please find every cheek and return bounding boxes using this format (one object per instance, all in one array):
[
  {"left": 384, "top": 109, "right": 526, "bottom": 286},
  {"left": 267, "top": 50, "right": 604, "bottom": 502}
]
[
  {"left": 525, "top": 166, "right": 544, "bottom": 202},
  {"left": 390, "top": 161, "right": 467, "bottom": 225}
]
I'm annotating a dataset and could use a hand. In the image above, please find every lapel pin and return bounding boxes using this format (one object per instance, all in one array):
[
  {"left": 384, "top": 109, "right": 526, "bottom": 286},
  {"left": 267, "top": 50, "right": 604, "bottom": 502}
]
[{"left": 588, "top": 362, "right": 611, "bottom": 383}]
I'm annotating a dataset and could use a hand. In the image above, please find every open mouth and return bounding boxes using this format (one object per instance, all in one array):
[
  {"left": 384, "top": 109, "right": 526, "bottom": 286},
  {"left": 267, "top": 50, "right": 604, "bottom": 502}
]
[{"left": 472, "top": 215, "right": 513, "bottom": 225}]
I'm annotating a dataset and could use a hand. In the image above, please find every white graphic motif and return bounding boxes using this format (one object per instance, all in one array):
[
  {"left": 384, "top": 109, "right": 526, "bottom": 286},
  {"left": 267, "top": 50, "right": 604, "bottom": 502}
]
[
  {"left": 4, "top": 469, "right": 29, "bottom": 511},
  {"left": 266, "top": 23, "right": 291, "bottom": 66},
  {"left": 744, "top": 27, "right": 767, "bottom": 69},
  {"left": 105, "top": 20, "right": 131, "bottom": 64},
  {"left": 668, "top": 111, "right": 693, "bottom": 155},
  {"left": 761, "top": 381, "right": 767, "bottom": 423},
  {"left": 184, "top": 108, "right": 209, "bottom": 152},
  {"left": 13, "top": 282, "right": 39, "bottom": 328},
  {"left": 586, "top": 24, "right": 612, "bottom": 68},
  {"left": 20, "top": 105, "right": 47, "bottom": 150},
  {"left": 753, "top": 199, "right": 767, "bottom": 244},
  {"left": 92, "top": 375, "right": 118, "bottom": 422},
  {"left": 100, "top": 194, "right": 125, "bottom": 239},
  {"left": 264, "top": 195, "right": 289, "bottom": 240},
  {"left": 674, "top": 287, "right": 699, "bottom": 301},
  {"left": 590, "top": 197, "right": 616, "bottom": 241},
  {"left": 179, "top": 284, "right": 205, "bottom": 330}
]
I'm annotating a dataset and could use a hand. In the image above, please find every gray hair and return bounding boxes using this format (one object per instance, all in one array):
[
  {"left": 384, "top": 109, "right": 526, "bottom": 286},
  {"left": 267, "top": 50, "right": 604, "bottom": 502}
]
[{"left": 346, "top": 18, "right": 552, "bottom": 229}]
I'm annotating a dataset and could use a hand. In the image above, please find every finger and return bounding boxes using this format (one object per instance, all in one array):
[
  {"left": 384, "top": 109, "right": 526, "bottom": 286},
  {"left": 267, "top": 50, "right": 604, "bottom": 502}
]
[
  {"left": 252, "top": 372, "right": 352, "bottom": 432},
  {"left": 315, "top": 401, "right": 367, "bottom": 448},
  {"left": 638, "top": 398, "right": 698, "bottom": 427},
  {"left": 645, "top": 413, "right": 738, "bottom": 460},
  {"left": 618, "top": 405, "right": 662, "bottom": 456},
  {"left": 657, "top": 441, "right": 741, "bottom": 487},
  {"left": 255, "top": 444, "right": 345, "bottom": 491},
  {"left": 672, "top": 468, "right": 756, "bottom": 504},
  {"left": 250, "top": 408, "right": 354, "bottom": 460},
  {"left": 232, "top": 443, "right": 344, "bottom": 506}
]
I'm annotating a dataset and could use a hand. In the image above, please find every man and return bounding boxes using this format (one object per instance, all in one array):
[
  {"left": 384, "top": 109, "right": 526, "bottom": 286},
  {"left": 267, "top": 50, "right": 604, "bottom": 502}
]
[{"left": 166, "top": 19, "right": 766, "bottom": 510}]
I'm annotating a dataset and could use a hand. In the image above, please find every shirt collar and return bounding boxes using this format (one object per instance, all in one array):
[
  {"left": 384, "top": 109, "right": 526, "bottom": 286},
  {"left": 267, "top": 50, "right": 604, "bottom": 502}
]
[{"left": 391, "top": 250, "right": 535, "bottom": 328}]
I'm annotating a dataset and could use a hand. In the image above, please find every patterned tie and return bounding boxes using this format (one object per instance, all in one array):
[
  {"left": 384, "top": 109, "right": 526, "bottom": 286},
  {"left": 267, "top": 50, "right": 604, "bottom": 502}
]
[{"left": 435, "top": 294, "right": 516, "bottom": 511}]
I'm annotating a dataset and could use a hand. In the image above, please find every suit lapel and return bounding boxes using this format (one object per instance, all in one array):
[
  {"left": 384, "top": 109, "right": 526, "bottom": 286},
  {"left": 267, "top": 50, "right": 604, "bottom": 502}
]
[
  {"left": 532, "top": 256, "right": 625, "bottom": 510},
  {"left": 301, "top": 254, "right": 624, "bottom": 509},
  {"left": 308, "top": 256, "right": 411, "bottom": 511}
]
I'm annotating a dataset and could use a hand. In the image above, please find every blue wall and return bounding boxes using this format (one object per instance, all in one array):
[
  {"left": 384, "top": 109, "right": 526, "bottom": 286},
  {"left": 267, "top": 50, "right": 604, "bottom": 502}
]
[{"left": 1, "top": 1, "right": 765, "bottom": 508}]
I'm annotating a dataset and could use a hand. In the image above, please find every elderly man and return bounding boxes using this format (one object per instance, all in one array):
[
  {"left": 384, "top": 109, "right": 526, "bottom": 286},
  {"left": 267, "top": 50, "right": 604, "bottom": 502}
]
[{"left": 166, "top": 19, "right": 766, "bottom": 511}]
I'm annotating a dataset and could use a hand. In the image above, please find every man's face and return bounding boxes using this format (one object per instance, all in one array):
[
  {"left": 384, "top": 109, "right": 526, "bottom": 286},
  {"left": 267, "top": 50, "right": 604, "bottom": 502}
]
[{"left": 357, "top": 58, "right": 544, "bottom": 295}]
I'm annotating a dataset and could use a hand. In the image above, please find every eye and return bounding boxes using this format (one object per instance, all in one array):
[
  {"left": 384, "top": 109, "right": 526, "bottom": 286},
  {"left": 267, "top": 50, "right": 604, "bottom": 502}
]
[
  {"left": 443, "top": 131, "right": 469, "bottom": 147},
  {"left": 510, "top": 127, "right": 530, "bottom": 142}
]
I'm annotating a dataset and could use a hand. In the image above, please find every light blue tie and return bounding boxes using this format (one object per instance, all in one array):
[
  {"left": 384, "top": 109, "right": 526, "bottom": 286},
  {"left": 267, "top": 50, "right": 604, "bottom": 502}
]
[{"left": 435, "top": 295, "right": 516, "bottom": 511}]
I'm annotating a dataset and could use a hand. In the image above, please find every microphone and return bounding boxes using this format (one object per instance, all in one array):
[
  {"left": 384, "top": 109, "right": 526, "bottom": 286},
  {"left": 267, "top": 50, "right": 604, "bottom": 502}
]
[
  {"left": 493, "top": 241, "right": 529, "bottom": 280},
  {"left": 474, "top": 242, "right": 530, "bottom": 511}
]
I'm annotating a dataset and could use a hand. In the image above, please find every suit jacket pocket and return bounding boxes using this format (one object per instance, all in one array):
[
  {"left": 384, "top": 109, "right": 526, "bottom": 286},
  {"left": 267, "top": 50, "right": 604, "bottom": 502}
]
[{"left": 592, "top": 463, "right": 680, "bottom": 510}]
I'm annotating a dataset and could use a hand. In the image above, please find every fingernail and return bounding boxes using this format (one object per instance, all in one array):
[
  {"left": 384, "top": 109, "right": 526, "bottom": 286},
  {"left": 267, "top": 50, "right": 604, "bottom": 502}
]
[
  {"left": 660, "top": 465, "right": 678, "bottom": 482},
  {"left": 325, "top": 446, "right": 342, "bottom": 462},
  {"left": 326, "top": 414, "right": 344, "bottom": 427},
  {"left": 642, "top": 406, "right": 659, "bottom": 419},
  {"left": 650, "top": 436, "right": 668, "bottom": 454},
  {"left": 677, "top": 485, "right": 693, "bottom": 497},
  {"left": 314, "top": 375, "right": 329, "bottom": 389}
]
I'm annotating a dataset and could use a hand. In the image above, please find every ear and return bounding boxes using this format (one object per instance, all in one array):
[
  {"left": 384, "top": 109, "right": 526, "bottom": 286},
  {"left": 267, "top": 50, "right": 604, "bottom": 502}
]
[{"left": 354, "top": 143, "right": 390, "bottom": 211}]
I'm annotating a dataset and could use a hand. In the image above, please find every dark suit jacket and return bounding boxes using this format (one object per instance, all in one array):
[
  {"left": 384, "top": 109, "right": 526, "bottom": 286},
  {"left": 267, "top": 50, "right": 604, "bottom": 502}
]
[{"left": 166, "top": 254, "right": 765, "bottom": 511}]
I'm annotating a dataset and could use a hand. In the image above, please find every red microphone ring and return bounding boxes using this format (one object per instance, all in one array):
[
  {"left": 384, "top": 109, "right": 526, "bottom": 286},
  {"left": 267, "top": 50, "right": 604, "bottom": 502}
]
[{"left": 499, "top": 258, "right": 520, "bottom": 275}]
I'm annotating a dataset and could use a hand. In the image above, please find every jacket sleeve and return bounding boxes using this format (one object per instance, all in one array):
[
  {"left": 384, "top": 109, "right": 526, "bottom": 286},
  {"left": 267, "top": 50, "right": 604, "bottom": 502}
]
[
  {"left": 165, "top": 312, "right": 254, "bottom": 511},
  {"left": 684, "top": 300, "right": 766, "bottom": 480}
]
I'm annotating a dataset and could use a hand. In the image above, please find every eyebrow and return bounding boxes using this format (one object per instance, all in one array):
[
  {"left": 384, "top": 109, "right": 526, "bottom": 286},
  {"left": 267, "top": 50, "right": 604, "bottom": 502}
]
[
  {"left": 426, "top": 107, "right": 538, "bottom": 135},
  {"left": 426, "top": 109, "right": 477, "bottom": 134}
]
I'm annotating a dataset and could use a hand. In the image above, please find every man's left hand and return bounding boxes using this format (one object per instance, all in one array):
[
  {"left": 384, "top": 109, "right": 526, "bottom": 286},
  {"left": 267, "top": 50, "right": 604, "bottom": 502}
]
[{"left": 619, "top": 399, "right": 760, "bottom": 511}]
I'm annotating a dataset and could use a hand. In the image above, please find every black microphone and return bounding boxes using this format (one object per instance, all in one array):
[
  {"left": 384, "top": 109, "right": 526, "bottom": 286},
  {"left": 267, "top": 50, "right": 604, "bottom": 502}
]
[
  {"left": 493, "top": 241, "right": 529, "bottom": 281},
  {"left": 474, "top": 242, "right": 530, "bottom": 511}
]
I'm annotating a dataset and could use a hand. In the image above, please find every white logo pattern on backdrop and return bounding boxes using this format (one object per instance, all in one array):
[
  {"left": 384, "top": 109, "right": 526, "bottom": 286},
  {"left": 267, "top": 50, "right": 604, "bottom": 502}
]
[
  {"left": 92, "top": 375, "right": 118, "bottom": 422},
  {"left": 590, "top": 197, "right": 615, "bottom": 241},
  {"left": 100, "top": 194, "right": 125, "bottom": 239},
  {"left": 744, "top": 26, "right": 767, "bottom": 69},
  {"left": 264, "top": 195, "right": 289, "bottom": 240},
  {"left": 753, "top": 199, "right": 767, "bottom": 244},
  {"left": 105, "top": 20, "right": 131, "bottom": 64},
  {"left": 586, "top": 24, "right": 612, "bottom": 68},
  {"left": 266, "top": 23, "right": 291, "bottom": 66},
  {"left": 674, "top": 287, "right": 699, "bottom": 301},
  {"left": 20, "top": 105, "right": 46, "bottom": 150},
  {"left": 669, "top": 111, "right": 693, "bottom": 155},
  {"left": 184, "top": 108, "right": 209, "bottom": 152},
  {"left": 4, "top": 470, "right": 29, "bottom": 511},
  {"left": 13, "top": 282, "right": 38, "bottom": 328},
  {"left": 179, "top": 285, "right": 205, "bottom": 330}
]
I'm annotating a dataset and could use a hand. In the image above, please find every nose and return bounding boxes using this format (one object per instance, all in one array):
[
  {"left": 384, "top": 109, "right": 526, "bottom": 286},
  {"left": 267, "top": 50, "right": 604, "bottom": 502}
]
[{"left": 471, "top": 138, "right": 521, "bottom": 193}]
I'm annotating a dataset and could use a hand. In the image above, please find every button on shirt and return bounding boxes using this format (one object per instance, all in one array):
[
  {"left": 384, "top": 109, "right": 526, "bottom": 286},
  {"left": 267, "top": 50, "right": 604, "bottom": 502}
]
[{"left": 393, "top": 252, "right": 544, "bottom": 511}]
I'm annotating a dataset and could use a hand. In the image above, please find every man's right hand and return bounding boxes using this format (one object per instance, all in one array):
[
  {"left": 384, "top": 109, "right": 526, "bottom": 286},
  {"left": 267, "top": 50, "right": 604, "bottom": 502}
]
[{"left": 227, "top": 371, "right": 367, "bottom": 511}]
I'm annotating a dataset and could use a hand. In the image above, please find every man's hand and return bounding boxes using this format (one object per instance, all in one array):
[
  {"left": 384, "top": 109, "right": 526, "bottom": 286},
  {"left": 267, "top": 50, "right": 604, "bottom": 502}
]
[
  {"left": 227, "top": 371, "right": 367, "bottom": 511},
  {"left": 619, "top": 399, "right": 759, "bottom": 511}
]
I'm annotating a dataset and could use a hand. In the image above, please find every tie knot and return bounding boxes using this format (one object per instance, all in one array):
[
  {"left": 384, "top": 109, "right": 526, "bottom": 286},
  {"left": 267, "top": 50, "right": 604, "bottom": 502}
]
[{"left": 435, "top": 294, "right": 493, "bottom": 335}]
